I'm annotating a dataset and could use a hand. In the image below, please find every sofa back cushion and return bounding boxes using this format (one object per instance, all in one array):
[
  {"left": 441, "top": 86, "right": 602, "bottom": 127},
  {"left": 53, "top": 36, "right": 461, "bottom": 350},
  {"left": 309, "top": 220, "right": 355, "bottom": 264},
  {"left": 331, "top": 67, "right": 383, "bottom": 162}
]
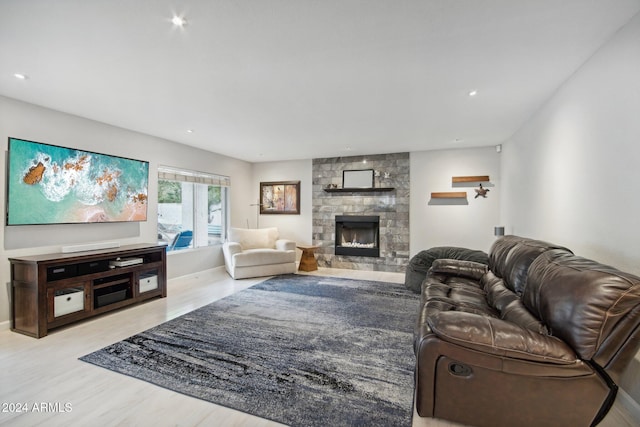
[
  {"left": 229, "top": 227, "right": 279, "bottom": 250},
  {"left": 482, "top": 272, "right": 549, "bottom": 334},
  {"left": 524, "top": 249, "right": 640, "bottom": 363},
  {"left": 489, "top": 236, "right": 572, "bottom": 296}
]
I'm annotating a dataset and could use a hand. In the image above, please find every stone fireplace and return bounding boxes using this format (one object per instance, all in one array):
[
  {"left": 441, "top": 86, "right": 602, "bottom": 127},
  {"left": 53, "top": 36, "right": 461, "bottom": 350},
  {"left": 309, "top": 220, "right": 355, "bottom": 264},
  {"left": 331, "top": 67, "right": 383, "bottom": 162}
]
[
  {"left": 335, "top": 215, "right": 380, "bottom": 258},
  {"left": 312, "top": 152, "right": 409, "bottom": 272}
]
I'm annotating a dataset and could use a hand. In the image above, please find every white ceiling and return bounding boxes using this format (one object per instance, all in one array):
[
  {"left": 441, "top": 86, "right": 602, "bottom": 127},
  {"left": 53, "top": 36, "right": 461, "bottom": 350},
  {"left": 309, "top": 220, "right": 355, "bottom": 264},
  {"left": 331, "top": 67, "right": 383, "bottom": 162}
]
[{"left": 1, "top": 1, "right": 639, "bottom": 163}]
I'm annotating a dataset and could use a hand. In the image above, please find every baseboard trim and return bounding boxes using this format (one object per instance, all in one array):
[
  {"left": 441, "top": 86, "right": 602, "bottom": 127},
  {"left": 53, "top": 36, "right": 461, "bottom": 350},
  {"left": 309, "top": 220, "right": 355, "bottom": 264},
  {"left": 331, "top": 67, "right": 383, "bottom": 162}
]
[
  {"left": 168, "top": 266, "right": 226, "bottom": 283},
  {"left": 0, "top": 320, "right": 10, "bottom": 332},
  {"left": 618, "top": 388, "right": 640, "bottom": 424}
]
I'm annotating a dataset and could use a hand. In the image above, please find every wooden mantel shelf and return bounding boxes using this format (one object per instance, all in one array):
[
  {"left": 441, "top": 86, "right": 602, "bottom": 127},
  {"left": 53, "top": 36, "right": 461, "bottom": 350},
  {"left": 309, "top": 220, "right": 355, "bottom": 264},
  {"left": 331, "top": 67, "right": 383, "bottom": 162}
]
[
  {"left": 324, "top": 187, "right": 394, "bottom": 193},
  {"left": 452, "top": 175, "right": 490, "bottom": 183},
  {"left": 431, "top": 191, "right": 467, "bottom": 199}
]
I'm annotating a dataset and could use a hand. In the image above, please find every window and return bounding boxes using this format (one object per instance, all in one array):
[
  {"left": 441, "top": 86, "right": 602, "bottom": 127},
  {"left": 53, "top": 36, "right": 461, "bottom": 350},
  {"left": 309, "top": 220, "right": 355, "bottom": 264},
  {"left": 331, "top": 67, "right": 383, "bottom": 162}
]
[{"left": 157, "top": 166, "right": 230, "bottom": 251}]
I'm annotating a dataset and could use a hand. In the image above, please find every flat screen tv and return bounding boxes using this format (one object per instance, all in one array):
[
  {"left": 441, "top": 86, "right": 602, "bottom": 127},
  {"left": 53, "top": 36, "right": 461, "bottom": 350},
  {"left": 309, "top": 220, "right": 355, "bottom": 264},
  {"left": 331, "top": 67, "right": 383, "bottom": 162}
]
[{"left": 6, "top": 137, "right": 149, "bottom": 225}]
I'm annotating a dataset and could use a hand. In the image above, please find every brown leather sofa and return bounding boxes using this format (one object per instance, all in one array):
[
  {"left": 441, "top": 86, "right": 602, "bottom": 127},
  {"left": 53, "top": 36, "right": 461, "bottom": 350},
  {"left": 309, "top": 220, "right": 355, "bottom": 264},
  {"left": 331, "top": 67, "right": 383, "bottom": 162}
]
[{"left": 414, "top": 235, "right": 640, "bottom": 427}]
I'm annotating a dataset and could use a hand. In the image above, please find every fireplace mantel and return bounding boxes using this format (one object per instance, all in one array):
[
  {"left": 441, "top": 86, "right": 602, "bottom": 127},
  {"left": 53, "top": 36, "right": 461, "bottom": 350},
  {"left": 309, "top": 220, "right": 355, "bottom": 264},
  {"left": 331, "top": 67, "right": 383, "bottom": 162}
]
[{"left": 323, "top": 187, "right": 394, "bottom": 193}]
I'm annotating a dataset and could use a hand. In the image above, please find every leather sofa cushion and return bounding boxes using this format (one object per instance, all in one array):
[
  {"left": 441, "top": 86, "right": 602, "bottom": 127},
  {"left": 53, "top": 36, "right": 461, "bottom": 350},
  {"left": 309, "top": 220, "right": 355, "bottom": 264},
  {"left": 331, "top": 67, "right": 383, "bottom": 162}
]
[
  {"left": 424, "top": 304, "right": 578, "bottom": 364},
  {"left": 430, "top": 259, "right": 488, "bottom": 280},
  {"left": 425, "top": 267, "right": 548, "bottom": 335},
  {"left": 483, "top": 272, "right": 516, "bottom": 309},
  {"left": 421, "top": 282, "right": 495, "bottom": 315},
  {"left": 500, "top": 300, "right": 549, "bottom": 335},
  {"left": 483, "top": 271, "right": 548, "bottom": 335},
  {"left": 405, "top": 246, "right": 488, "bottom": 293},
  {"left": 418, "top": 299, "right": 499, "bottom": 325},
  {"left": 414, "top": 298, "right": 498, "bottom": 352},
  {"left": 421, "top": 260, "right": 498, "bottom": 316},
  {"left": 525, "top": 249, "right": 640, "bottom": 361},
  {"left": 489, "top": 236, "right": 572, "bottom": 296}
]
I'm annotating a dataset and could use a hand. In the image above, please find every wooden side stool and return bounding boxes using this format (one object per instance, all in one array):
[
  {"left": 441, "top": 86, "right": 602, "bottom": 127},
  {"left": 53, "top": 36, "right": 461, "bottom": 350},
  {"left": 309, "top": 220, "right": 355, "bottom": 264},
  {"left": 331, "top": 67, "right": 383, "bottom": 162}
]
[{"left": 297, "top": 245, "right": 319, "bottom": 272}]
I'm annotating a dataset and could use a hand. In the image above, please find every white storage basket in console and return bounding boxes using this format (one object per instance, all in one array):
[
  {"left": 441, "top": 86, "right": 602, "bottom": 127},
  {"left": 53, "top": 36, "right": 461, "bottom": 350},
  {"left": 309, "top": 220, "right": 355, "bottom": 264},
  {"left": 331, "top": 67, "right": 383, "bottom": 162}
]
[
  {"left": 54, "top": 287, "right": 84, "bottom": 317},
  {"left": 139, "top": 274, "right": 158, "bottom": 293}
]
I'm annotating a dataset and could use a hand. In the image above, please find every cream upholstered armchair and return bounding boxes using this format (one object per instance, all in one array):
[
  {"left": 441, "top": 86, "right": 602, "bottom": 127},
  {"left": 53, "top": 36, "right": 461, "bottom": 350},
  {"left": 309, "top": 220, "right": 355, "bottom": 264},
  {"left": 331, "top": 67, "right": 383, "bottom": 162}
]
[{"left": 222, "top": 227, "right": 296, "bottom": 279}]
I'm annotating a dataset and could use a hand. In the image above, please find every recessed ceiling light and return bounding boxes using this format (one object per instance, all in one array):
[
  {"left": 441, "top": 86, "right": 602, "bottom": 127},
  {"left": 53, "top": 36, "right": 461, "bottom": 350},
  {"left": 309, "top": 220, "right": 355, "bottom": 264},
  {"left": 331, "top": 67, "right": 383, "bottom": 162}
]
[
  {"left": 172, "top": 15, "right": 187, "bottom": 27},
  {"left": 186, "top": 129, "right": 194, "bottom": 133},
  {"left": 14, "top": 73, "right": 28, "bottom": 80},
  {"left": 468, "top": 90, "right": 478, "bottom": 97}
]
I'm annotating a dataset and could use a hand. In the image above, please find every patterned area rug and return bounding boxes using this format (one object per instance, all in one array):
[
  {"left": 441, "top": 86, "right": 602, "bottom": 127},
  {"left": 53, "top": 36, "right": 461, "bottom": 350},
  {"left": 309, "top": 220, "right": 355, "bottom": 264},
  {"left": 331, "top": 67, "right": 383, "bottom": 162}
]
[{"left": 80, "top": 274, "right": 419, "bottom": 426}]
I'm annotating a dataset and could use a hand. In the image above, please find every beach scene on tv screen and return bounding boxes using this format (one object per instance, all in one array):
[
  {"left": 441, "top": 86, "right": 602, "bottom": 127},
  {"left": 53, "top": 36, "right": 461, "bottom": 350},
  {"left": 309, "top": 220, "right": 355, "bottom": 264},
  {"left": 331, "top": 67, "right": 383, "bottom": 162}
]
[{"left": 7, "top": 138, "right": 149, "bottom": 225}]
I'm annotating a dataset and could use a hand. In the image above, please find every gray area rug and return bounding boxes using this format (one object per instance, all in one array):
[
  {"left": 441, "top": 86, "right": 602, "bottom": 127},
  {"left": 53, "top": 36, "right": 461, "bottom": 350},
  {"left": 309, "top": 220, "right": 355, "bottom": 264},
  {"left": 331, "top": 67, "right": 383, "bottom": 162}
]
[{"left": 80, "top": 274, "right": 419, "bottom": 426}]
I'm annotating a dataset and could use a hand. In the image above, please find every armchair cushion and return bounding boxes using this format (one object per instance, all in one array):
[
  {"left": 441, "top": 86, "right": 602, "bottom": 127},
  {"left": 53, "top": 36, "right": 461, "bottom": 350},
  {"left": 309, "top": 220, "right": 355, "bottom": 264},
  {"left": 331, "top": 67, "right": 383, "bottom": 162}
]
[
  {"left": 229, "top": 227, "right": 279, "bottom": 250},
  {"left": 232, "top": 248, "right": 296, "bottom": 267}
]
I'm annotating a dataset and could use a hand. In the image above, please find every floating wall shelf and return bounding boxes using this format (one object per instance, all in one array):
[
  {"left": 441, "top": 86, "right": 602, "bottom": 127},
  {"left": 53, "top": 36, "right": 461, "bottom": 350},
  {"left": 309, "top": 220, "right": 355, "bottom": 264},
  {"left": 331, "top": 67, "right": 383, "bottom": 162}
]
[
  {"left": 431, "top": 191, "right": 467, "bottom": 199},
  {"left": 452, "top": 175, "right": 490, "bottom": 183}
]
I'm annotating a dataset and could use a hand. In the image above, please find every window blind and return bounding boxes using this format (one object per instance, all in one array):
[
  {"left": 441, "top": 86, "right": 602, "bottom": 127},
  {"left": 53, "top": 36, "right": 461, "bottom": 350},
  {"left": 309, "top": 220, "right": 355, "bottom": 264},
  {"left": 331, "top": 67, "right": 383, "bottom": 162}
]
[{"left": 158, "top": 166, "right": 230, "bottom": 187}]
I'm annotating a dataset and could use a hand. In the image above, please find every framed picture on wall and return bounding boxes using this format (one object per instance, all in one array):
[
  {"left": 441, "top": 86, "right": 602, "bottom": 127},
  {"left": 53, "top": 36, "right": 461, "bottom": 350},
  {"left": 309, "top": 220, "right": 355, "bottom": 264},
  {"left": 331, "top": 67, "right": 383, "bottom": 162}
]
[{"left": 259, "top": 181, "right": 301, "bottom": 214}]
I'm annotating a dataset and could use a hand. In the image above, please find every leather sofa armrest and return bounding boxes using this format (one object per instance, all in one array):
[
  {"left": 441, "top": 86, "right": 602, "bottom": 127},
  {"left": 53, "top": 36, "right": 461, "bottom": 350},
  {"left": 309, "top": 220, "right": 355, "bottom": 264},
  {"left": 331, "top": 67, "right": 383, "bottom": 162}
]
[
  {"left": 429, "top": 259, "right": 488, "bottom": 280},
  {"left": 275, "top": 239, "right": 296, "bottom": 251},
  {"left": 426, "top": 310, "right": 578, "bottom": 364}
]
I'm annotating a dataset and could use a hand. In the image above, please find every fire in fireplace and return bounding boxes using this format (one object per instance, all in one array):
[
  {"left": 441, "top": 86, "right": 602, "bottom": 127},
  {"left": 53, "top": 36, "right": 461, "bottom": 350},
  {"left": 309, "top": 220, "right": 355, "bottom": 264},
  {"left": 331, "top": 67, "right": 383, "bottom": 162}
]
[{"left": 335, "top": 215, "right": 380, "bottom": 257}]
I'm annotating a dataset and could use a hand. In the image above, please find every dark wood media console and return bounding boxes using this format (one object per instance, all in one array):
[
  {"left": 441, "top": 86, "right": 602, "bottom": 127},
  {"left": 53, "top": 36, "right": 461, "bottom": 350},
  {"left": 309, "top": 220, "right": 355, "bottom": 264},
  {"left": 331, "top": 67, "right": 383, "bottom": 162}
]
[{"left": 9, "top": 243, "right": 167, "bottom": 338}]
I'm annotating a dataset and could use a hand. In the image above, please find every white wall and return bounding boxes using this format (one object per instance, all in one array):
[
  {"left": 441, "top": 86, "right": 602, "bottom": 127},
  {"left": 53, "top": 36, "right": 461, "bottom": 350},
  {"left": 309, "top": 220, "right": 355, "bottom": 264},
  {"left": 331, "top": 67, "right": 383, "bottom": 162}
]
[
  {"left": 501, "top": 12, "right": 640, "bottom": 275},
  {"left": 410, "top": 147, "right": 502, "bottom": 255},
  {"left": 0, "top": 95, "right": 253, "bottom": 325},
  {"left": 251, "top": 160, "right": 313, "bottom": 253},
  {"left": 255, "top": 149, "right": 502, "bottom": 261}
]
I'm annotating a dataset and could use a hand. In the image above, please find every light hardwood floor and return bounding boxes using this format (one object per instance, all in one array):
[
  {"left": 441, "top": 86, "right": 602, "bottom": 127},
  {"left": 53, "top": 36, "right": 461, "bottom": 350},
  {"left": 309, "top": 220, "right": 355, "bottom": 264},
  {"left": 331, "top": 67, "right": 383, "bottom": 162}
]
[{"left": 0, "top": 267, "right": 636, "bottom": 427}]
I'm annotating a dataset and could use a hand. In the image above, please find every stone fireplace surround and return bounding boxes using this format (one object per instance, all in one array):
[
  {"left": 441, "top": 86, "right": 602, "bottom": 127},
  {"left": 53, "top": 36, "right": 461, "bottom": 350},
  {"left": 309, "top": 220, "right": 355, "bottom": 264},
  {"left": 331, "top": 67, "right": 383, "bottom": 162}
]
[{"left": 312, "top": 153, "right": 410, "bottom": 273}]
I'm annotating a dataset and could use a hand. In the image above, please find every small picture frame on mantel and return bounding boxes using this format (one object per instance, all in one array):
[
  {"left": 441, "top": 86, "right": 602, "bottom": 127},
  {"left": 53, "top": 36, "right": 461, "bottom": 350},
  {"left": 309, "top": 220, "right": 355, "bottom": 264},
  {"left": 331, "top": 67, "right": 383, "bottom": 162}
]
[{"left": 342, "top": 169, "right": 374, "bottom": 189}]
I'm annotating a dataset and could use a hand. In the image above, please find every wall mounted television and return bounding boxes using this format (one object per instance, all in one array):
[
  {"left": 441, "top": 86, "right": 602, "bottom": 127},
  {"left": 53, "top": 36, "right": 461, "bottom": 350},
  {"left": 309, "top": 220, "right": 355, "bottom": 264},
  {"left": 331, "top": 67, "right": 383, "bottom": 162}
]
[{"left": 6, "top": 137, "right": 149, "bottom": 225}]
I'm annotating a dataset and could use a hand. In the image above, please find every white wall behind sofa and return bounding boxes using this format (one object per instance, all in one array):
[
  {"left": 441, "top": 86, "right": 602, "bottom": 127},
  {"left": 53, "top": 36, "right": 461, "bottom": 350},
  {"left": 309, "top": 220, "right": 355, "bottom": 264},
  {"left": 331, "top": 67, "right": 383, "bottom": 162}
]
[
  {"left": 501, "top": 11, "right": 640, "bottom": 276},
  {"left": 500, "top": 12, "right": 640, "bottom": 409},
  {"left": 0, "top": 95, "right": 254, "bottom": 326},
  {"left": 410, "top": 147, "right": 502, "bottom": 255}
]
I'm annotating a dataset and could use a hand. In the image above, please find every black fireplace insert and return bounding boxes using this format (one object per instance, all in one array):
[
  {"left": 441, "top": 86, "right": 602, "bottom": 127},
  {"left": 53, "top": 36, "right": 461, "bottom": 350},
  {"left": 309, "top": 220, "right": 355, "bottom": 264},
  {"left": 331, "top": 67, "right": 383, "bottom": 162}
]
[{"left": 335, "top": 215, "right": 380, "bottom": 257}]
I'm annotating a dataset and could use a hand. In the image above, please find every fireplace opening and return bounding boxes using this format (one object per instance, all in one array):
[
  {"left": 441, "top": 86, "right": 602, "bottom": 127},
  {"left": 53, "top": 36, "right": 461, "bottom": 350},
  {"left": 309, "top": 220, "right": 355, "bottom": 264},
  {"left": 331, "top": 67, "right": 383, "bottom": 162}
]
[{"left": 335, "top": 215, "right": 380, "bottom": 257}]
